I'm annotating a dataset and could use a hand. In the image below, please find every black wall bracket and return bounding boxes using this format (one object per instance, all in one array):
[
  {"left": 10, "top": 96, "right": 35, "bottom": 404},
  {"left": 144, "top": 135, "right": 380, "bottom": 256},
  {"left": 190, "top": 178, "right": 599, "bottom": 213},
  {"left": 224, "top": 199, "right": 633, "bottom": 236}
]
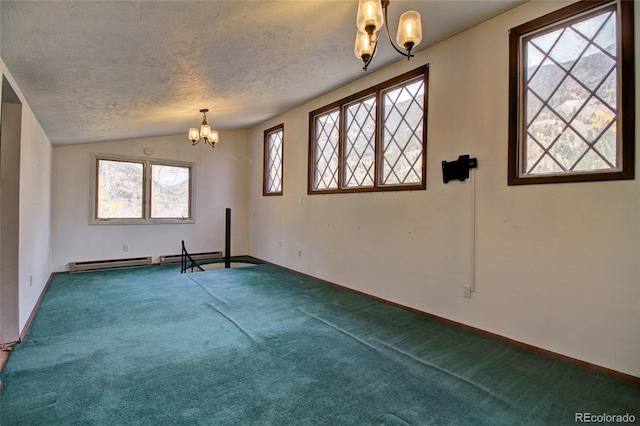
[{"left": 442, "top": 155, "right": 478, "bottom": 183}]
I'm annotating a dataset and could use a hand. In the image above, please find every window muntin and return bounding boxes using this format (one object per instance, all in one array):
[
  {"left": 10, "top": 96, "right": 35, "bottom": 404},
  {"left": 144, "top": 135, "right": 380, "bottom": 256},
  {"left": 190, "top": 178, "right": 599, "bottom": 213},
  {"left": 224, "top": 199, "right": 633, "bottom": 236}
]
[
  {"left": 92, "top": 155, "right": 195, "bottom": 224},
  {"left": 343, "top": 96, "right": 376, "bottom": 188},
  {"left": 263, "top": 124, "right": 284, "bottom": 196},
  {"left": 312, "top": 110, "right": 340, "bottom": 191},
  {"left": 508, "top": 0, "right": 634, "bottom": 184},
  {"left": 309, "top": 65, "right": 428, "bottom": 194},
  {"left": 381, "top": 76, "right": 425, "bottom": 186}
]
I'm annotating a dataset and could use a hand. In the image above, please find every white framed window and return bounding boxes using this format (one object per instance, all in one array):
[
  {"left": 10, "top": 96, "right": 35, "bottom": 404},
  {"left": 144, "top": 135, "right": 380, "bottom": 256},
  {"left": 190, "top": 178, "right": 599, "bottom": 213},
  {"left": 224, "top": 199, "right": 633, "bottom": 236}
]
[
  {"left": 309, "top": 65, "right": 428, "bottom": 194},
  {"left": 150, "top": 164, "right": 191, "bottom": 218},
  {"left": 508, "top": 0, "right": 634, "bottom": 185},
  {"left": 91, "top": 154, "right": 195, "bottom": 224},
  {"left": 263, "top": 124, "right": 284, "bottom": 196}
]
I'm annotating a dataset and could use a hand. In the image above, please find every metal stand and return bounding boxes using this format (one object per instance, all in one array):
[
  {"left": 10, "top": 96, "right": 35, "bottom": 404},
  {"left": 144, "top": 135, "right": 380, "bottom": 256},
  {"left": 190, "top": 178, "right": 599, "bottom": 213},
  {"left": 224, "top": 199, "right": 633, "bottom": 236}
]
[{"left": 180, "top": 240, "right": 204, "bottom": 273}]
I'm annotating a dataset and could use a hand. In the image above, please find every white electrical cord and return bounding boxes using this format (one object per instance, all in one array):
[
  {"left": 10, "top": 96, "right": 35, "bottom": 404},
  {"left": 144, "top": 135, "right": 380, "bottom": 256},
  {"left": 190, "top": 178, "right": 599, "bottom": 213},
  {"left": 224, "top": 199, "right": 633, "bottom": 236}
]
[{"left": 470, "top": 167, "right": 476, "bottom": 293}]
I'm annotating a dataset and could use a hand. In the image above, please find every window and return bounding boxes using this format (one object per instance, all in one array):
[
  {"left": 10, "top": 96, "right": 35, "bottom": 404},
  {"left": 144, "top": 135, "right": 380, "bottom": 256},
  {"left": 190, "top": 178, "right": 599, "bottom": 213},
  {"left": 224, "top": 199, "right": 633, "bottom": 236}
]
[
  {"left": 309, "top": 65, "right": 428, "bottom": 193},
  {"left": 97, "top": 159, "right": 144, "bottom": 219},
  {"left": 151, "top": 164, "right": 191, "bottom": 218},
  {"left": 508, "top": 0, "right": 634, "bottom": 185},
  {"left": 343, "top": 96, "right": 376, "bottom": 188},
  {"left": 91, "top": 155, "right": 194, "bottom": 224},
  {"left": 264, "top": 124, "right": 284, "bottom": 196},
  {"left": 312, "top": 110, "right": 340, "bottom": 190}
]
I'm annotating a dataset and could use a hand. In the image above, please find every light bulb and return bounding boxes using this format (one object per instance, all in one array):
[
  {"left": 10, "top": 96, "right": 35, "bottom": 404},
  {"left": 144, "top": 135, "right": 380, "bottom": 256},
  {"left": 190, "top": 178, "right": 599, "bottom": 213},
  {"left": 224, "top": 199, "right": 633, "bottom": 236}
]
[
  {"left": 354, "top": 31, "right": 373, "bottom": 60},
  {"left": 397, "top": 11, "right": 422, "bottom": 50},
  {"left": 200, "top": 124, "right": 212, "bottom": 139},
  {"left": 356, "top": 0, "right": 383, "bottom": 35},
  {"left": 188, "top": 127, "right": 199, "bottom": 142}
]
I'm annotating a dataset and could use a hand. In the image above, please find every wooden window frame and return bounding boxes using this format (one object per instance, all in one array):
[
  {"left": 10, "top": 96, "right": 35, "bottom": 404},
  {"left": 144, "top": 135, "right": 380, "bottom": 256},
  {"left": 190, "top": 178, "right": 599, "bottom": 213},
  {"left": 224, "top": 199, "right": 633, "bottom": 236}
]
[
  {"left": 263, "top": 123, "right": 285, "bottom": 196},
  {"left": 508, "top": 0, "right": 635, "bottom": 185},
  {"left": 308, "top": 64, "right": 428, "bottom": 194}
]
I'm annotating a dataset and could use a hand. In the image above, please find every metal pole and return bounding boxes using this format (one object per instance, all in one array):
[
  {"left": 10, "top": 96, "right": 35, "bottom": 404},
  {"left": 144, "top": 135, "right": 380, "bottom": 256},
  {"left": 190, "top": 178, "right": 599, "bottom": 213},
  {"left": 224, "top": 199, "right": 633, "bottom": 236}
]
[
  {"left": 225, "top": 208, "right": 231, "bottom": 269},
  {"left": 181, "top": 240, "right": 186, "bottom": 274}
]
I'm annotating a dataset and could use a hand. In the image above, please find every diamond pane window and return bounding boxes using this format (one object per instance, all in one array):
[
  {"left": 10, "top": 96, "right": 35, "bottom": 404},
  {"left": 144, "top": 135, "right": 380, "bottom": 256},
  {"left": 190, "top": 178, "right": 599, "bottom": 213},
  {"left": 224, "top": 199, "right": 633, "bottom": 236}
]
[
  {"left": 509, "top": 0, "right": 634, "bottom": 185},
  {"left": 263, "top": 124, "right": 284, "bottom": 196},
  {"left": 343, "top": 97, "right": 376, "bottom": 188},
  {"left": 309, "top": 65, "right": 428, "bottom": 194},
  {"left": 313, "top": 110, "right": 340, "bottom": 190},
  {"left": 381, "top": 77, "right": 424, "bottom": 186}
]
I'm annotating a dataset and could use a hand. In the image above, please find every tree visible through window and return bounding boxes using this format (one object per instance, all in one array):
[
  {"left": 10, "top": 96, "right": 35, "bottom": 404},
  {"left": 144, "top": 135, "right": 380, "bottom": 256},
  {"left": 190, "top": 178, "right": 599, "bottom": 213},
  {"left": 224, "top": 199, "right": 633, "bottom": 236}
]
[
  {"left": 151, "top": 164, "right": 190, "bottom": 218},
  {"left": 97, "top": 159, "right": 143, "bottom": 219},
  {"left": 508, "top": 0, "right": 634, "bottom": 184},
  {"left": 93, "top": 156, "right": 194, "bottom": 223}
]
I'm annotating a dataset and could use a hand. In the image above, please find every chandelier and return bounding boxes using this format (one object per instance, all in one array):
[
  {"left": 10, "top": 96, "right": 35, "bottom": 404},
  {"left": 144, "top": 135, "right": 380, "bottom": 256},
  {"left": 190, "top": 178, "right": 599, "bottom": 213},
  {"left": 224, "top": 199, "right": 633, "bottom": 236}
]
[
  {"left": 354, "top": 0, "right": 422, "bottom": 71},
  {"left": 188, "top": 109, "right": 219, "bottom": 148}
]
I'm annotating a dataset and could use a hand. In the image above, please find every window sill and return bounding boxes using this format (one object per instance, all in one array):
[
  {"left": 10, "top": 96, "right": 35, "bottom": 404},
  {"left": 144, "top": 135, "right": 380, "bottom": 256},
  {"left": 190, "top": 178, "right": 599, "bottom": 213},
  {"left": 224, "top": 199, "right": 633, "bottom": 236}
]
[{"left": 90, "top": 218, "right": 195, "bottom": 225}]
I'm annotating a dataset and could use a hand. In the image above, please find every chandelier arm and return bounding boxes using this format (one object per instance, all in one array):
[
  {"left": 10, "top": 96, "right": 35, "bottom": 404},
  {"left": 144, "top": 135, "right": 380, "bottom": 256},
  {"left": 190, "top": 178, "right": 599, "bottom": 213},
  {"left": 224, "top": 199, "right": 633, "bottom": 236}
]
[{"left": 383, "top": 1, "right": 413, "bottom": 58}]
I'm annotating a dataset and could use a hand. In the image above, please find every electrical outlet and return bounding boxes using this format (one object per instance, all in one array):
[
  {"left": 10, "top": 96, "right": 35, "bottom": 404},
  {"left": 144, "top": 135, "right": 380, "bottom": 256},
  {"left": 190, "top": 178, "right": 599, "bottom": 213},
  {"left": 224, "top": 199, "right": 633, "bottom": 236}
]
[
  {"left": 463, "top": 285, "right": 472, "bottom": 298},
  {"left": 29, "top": 274, "right": 33, "bottom": 287},
  {"left": 123, "top": 244, "right": 129, "bottom": 252},
  {"left": 298, "top": 250, "right": 302, "bottom": 257}
]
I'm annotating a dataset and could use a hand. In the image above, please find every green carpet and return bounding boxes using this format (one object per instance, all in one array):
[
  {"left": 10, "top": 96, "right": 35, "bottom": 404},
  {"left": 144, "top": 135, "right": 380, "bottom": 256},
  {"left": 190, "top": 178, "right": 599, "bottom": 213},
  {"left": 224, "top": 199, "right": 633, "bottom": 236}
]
[{"left": 0, "top": 264, "right": 637, "bottom": 425}]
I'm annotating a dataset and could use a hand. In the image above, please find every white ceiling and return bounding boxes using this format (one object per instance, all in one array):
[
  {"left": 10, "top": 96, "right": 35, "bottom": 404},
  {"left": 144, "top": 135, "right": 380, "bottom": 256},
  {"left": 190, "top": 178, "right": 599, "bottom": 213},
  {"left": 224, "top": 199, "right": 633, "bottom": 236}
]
[{"left": 1, "top": 1, "right": 525, "bottom": 146}]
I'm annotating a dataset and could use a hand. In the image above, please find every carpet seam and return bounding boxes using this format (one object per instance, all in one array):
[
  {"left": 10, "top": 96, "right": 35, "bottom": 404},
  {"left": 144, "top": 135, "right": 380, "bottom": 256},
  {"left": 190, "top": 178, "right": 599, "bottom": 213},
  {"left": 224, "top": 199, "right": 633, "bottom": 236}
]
[
  {"left": 299, "top": 308, "right": 516, "bottom": 413},
  {"left": 372, "top": 338, "right": 517, "bottom": 412},
  {"left": 185, "top": 273, "right": 257, "bottom": 342},
  {"left": 184, "top": 273, "right": 230, "bottom": 306}
]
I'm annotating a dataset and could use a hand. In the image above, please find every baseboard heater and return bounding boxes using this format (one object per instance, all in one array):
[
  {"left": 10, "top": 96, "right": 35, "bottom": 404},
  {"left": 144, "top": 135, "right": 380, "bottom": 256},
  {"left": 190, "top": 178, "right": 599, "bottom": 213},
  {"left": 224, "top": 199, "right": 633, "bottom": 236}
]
[
  {"left": 159, "top": 251, "right": 223, "bottom": 264},
  {"left": 69, "top": 257, "right": 152, "bottom": 272}
]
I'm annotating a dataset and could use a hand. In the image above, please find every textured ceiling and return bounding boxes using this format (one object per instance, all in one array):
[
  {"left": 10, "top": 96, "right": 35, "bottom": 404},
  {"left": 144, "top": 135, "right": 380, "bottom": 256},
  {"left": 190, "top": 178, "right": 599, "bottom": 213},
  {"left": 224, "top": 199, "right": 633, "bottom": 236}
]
[{"left": 1, "top": 1, "right": 525, "bottom": 146}]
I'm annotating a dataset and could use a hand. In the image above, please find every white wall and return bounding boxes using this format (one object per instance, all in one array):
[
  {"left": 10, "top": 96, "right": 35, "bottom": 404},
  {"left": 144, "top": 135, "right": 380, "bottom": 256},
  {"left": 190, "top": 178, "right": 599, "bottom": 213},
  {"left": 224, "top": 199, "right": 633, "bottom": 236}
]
[
  {"left": 18, "top": 102, "right": 53, "bottom": 332},
  {"left": 51, "top": 132, "right": 250, "bottom": 272},
  {"left": 1, "top": 60, "right": 54, "bottom": 336},
  {"left": 248, "top": 1, "right": 640, "bottom": 377}
]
